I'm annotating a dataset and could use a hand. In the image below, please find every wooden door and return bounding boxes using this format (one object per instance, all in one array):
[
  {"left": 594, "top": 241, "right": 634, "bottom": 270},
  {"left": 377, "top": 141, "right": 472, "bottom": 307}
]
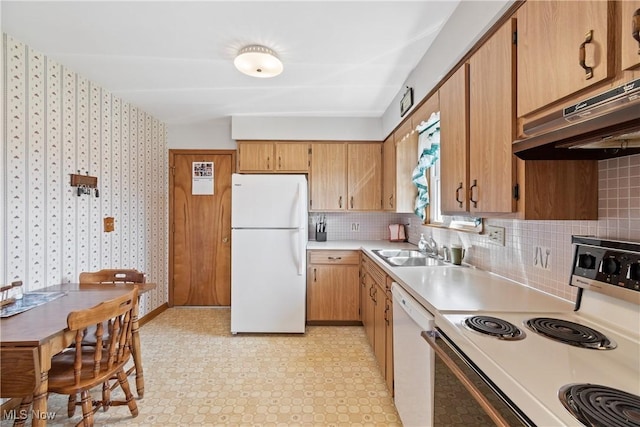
[
  {"left": 469, "top": 19, "right": 517, "bottom": 214},
  {"left": 170, "top": 150, "right": 234, "bottom": 306},
  {"left": 621, "top": 1, "right": 640, "bottom": 71},
  {"left": 275, "top": 142, "right": 309, "bottom": 172},
  {"left": 237, "top": 142, "right": 273, "bottom": 172},
  {"left": 517, "top": 1, "right": 613, "bottom": 116},
  {"left": 347, "top": 143, "right": 382, "bottom": 210},
  {"left": 439, "top": 64, "right": 469, "bottom": 214},
  {"left": 309, "top": 143, "right": 347, "bottom": 211}
]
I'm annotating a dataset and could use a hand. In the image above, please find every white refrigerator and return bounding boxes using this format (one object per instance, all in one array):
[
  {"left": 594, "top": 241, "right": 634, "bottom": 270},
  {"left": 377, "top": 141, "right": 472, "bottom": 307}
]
[{"left": 230, "top": 173, "right": 308, "bottom": 334}]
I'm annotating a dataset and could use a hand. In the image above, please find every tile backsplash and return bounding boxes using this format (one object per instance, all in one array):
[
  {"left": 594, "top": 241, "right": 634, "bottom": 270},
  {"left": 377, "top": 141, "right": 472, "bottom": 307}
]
[{"left": 318, "top": 154, "right": 640, "bottom": 303}]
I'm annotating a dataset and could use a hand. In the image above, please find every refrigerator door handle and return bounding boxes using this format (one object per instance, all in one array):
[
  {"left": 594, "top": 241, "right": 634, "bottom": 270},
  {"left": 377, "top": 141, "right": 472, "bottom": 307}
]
[{"left": 297, "top": 181, "right": 305, "bottom": 276}]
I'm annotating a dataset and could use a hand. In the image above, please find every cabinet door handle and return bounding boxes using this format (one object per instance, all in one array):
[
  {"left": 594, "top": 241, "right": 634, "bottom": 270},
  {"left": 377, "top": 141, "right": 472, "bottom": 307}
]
[
  {"left": 313, "top": 268, "right": 317, "bottom": 282},
  {"left": 633, "top": 9, "right": 640, "bottom": 54},
  {"left": 389, "top": 194, "right": 394, "bottom": 208},
  {"left": 350, "top": 196, "right": 354, "bottom": 209},
  {"left": 455, "top": 182, "right": 463, "bottom": 208},
  {"left": 579, "top": 30, "right": 594, "bottom": 80},
  {"left": 339, "top": 196, "right": 343, "bottom": 208},
  {"left": 278, "top": 156, "right": 282, "bottom": 169},
  {"left": 469, "top": 179, "right": 478, "bottom": 208},
  {"left": 267, "top": 156, "right": 271, "bottom": 169},
  {"left": 327, "top": 256, "right": 342, "bottom": 260}
]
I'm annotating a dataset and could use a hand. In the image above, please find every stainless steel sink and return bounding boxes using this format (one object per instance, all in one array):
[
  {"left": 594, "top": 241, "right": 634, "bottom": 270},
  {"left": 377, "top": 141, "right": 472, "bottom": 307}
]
[
  {"left": 372, "top": 249, "right": 445, "bottom": 267},
  {"left": 373, "top": 249, "right": 427, "bottom": 258},
  {"left": 385, "top": 256, "right": 445, "bottom": 267}
]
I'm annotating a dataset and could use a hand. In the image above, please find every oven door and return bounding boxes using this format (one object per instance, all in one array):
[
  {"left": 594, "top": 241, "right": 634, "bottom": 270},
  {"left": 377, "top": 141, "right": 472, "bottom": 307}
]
[{"left": 422, "top": 328, "right": 535, "bottom": 427}]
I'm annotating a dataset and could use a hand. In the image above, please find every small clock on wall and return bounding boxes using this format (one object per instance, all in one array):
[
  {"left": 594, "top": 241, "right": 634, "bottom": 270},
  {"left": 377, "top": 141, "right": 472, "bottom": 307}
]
[{"left": 400, "top": 86, "right": 413, "bottom": 117}]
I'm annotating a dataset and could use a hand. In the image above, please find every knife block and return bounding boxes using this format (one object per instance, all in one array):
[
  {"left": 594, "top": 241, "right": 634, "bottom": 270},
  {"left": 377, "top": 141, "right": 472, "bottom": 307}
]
[{"left": 316, "top": 232, "right": 327, "bottom": 242}]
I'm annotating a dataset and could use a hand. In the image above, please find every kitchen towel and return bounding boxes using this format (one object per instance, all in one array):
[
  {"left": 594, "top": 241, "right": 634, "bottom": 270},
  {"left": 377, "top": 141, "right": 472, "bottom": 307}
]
[{"left": 388, "top": 224, "right": 406, "bottom": 242}]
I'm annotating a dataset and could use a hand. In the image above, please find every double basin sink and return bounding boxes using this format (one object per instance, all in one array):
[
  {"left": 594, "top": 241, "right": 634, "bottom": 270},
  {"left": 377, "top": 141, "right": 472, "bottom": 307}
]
[{"left": 372, "top": 249, "right": 445, "bottom": 267}]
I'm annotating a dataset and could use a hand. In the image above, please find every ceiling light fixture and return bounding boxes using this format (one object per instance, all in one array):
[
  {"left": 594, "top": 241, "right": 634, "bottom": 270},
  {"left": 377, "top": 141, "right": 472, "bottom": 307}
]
[{"left": 234, "top": 45, "right": 283, "bottom": 78}]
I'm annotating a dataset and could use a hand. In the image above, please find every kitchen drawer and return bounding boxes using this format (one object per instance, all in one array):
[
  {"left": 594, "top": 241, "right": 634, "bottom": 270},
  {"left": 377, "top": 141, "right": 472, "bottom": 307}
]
[
  {"left": 364, "top": 255, "right": 386, "bottom": 285},
  {"left": 308, "top": 250, "right": 359, "bottom": 265}
]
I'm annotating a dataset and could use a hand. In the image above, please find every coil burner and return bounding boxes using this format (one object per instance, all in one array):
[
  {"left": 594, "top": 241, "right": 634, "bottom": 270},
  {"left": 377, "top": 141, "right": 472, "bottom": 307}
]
[
  {"left": 559, "top": 383, "right": 640, "bottom": 427},
  {"left": 464, "top": 315, "right": 525, "bottom": 341},
  {"left": 525, "top": 317, "right": 616, "bottom": 350}
]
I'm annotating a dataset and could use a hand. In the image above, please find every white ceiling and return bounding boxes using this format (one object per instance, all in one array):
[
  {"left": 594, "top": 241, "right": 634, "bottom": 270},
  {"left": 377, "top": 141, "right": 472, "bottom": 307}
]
[{"left": 2, "top": 1, "right": 462, "bottom": 125}]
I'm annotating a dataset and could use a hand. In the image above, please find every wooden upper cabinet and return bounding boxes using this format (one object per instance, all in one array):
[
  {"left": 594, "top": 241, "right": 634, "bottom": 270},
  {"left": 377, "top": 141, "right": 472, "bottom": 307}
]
[
  {"left": 439, "top": 64, "right": 469, "bottom": 214},
  {"left": 469, "top": 18, "right": 517, "bottom": 214},
  {"left": 621, "top": 1, "right": 640, "bottom": 71},
  {"left": 237, "top": 142, "right": 274, "bottom": 172},
  {"left": 382, "top": 118, "right": 419, "bottom": 213},
  {"left": 275, "top": 142, "right": 309, "bottom": 172},
  {"left": 237, "top": 141, "right": 309, "bottom": 173},
  {"left": 309, "top": 142, "right": 382, "bottom": 211},
  {"left": 382, "top": 133, "right": 396, "bottom": 211},
  {"left": 309, "top": 143, "right": 347, "bottom": 210},
  {"left": 347, "top": 143, "right": 382, "bottom": 210},
  {"left": 517, "top": 1, "right": 614, "bottom": 117}
]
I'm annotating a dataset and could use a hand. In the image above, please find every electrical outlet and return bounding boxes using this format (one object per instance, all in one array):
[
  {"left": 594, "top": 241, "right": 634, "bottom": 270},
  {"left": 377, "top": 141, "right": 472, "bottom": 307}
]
[
  {"left": 351, "top": 222, "right": 360, "bottom": 232},
  {"left": 534, "top": 246, "right": 551, "bottom": 270},
  {"left": 487, "top": 225, "right": 505, "bottom": 246}
]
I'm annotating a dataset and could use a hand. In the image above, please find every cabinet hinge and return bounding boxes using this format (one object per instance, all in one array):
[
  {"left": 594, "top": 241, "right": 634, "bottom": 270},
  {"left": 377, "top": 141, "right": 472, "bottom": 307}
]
[
  {"left": 513, "top": 183, "right": 520, "bottom": 200},
  {"left": 512, "top": 31, "right": 517, "bottom": 45}
]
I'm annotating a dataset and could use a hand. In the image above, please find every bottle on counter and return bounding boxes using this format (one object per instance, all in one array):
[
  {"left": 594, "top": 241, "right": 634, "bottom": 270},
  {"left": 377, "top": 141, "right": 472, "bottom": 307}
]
[{"left": 418, "top": 233, "right": 427, "bottom": 252}]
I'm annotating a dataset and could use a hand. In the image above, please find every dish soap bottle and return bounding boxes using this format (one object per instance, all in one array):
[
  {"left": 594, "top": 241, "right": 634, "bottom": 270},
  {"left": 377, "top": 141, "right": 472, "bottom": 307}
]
[{"left": 418, "top": 233, "right": 428, "bottom": 253}]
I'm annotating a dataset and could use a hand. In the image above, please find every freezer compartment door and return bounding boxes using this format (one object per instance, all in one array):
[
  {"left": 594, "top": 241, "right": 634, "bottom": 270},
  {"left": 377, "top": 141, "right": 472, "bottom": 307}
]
[
  {"left": 231, "top": 228, "right": 307, "bottom": 333},
  {"left": 232, "top": 173, "right": 307, "bottom": 228}
]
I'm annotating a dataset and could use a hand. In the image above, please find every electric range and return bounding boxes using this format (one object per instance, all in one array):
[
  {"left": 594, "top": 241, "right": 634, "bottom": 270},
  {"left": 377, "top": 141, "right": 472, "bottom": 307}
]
[{"left": 435, "top": 236, "right": 640, "bottom": 426}]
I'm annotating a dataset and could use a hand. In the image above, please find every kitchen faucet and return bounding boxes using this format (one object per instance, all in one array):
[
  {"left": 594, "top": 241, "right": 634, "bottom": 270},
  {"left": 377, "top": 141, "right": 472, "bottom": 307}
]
[{"left": 425, "top": 236, "right": 438, "bottom": 257}]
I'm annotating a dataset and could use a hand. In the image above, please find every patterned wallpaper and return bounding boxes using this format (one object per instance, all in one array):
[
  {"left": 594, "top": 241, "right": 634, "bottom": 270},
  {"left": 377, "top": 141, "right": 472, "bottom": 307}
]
[{"left": 1, "top": 34, "right": 168, "bottom": 317}]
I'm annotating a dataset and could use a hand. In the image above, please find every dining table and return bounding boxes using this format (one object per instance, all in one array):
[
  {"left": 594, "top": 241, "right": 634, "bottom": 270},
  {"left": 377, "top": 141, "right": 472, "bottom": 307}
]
[{"left": 1, "top": 282, "right": 156, "bottom": 426}]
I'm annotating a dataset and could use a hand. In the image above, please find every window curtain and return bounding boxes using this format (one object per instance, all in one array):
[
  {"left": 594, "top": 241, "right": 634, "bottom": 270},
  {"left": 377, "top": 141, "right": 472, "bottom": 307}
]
[{"left": 411, "top": 112, "right": 440, "bottom": 220}]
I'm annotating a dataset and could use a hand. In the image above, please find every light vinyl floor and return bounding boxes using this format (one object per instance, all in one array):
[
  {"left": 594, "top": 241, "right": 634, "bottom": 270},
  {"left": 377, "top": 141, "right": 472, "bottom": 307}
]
[{"left": 39, "top": 307, "right": 401, "bottom": 426}]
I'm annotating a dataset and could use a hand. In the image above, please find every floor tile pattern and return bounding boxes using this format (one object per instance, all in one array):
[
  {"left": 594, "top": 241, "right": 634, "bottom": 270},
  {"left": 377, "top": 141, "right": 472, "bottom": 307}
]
[{"left": 36, "top": 308, "right": 401, "bottom": 426}]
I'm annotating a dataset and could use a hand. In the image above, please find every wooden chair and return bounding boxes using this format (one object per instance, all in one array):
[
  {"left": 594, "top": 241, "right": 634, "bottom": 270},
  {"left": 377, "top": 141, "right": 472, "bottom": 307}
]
[
  {"left": 68, "top": 269, "right": 146, "bottom": 416},
  {"left": 48, "top": 288, "right": 139, "bottom": 427},
  {"left": 0, "top": 347, "right": 41, "bottom": 427},
  {"left": 79, "top": 269, "right": 146, "bottom": 386},
  {"left": 79, "top": 269, "right": 146, "bottom": 285}
]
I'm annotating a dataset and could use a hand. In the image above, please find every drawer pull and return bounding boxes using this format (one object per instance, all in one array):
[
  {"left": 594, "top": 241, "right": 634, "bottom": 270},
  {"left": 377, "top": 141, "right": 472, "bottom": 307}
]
[
  {"left": 579, "top": 30, "right": 594, "bottom": 80},
  {"left": 455, "top": 182, "right": 463, "bottom": 208},
  {"left": 469, "top": 179, "right": 478, "bottom": 208},
  {"left": 327, "top": 256, "right": 342, "bottom": 260}
]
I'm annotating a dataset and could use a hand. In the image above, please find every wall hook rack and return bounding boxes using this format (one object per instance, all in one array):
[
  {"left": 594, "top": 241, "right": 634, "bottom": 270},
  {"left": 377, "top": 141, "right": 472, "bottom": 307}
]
[{"left": 70, "top": 171, "right": 99, "bottom": 197}]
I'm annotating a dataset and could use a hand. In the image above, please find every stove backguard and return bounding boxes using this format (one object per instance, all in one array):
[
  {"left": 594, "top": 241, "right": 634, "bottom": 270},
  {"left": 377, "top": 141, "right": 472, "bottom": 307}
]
[{"left": 571, "top": 236, "right": 640, "bottom": 307}]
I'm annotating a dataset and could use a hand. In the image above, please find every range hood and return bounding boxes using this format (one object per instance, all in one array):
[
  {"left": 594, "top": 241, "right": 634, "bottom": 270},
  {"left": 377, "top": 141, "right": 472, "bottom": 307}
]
[{"left": 513, "top": 78, "right": 640, "bottom": 160}]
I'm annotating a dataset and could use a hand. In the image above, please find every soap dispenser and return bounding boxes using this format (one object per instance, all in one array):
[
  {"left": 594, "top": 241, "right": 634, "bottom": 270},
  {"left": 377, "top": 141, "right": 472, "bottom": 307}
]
[{"left": 418, "top": 233, "right": 427, "bottom": 252}]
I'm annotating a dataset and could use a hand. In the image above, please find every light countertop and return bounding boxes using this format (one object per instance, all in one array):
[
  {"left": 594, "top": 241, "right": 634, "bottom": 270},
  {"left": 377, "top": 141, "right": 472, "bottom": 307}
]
[{"left": 307, "top": 240, "right": 574, "bottom": 315}]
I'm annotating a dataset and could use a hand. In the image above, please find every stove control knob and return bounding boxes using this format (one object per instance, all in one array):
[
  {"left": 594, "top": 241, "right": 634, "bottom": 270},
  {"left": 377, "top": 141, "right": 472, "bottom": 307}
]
[
  {"left": 577, "top": 254, "right": 597, "bottom": 269},
  {"left": 600, "top": 257, "right": 621, "bottom": 275}
]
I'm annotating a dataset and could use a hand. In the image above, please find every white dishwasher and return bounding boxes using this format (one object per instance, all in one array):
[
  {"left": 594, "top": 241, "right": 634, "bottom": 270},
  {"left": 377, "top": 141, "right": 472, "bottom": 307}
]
[{"left": 391, "top": 282, "right": 435, "bottom": 427}]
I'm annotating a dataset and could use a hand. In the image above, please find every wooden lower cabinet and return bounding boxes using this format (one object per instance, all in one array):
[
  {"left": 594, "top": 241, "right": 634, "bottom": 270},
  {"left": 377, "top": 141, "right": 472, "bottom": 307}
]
[
  {"left": 361, "top": 253, "right": 394, "bottom": 395},
  {"left": 307, "top": 250, "right": 360, "bottom": 323}
]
